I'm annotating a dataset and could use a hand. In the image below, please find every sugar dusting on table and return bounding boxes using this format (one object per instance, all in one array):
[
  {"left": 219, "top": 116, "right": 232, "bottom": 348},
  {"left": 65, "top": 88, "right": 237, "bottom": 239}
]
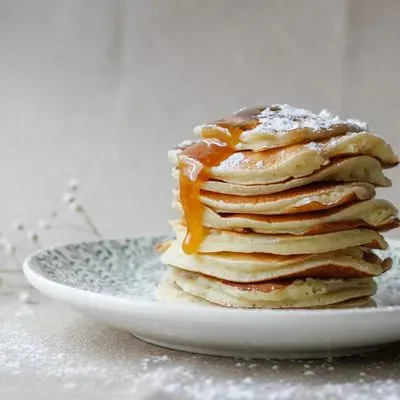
[
  {"left": 2, "top": 242, "right": 400, "bottom": 399},
  {"left": 1, "top": 301, "right": 400, "bottom": 400}
]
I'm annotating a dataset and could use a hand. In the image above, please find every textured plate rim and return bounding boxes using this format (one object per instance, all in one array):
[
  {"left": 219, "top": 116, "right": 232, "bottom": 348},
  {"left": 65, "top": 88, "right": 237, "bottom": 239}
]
[{"left": 23, "top": 236, "right": 400, "bottom": 318}]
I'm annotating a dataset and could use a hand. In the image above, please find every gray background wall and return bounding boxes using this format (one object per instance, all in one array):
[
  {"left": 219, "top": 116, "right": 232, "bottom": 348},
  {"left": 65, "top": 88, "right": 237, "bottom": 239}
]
[{"left": 0, "top": 0, "right": 399, "bottom": 240}]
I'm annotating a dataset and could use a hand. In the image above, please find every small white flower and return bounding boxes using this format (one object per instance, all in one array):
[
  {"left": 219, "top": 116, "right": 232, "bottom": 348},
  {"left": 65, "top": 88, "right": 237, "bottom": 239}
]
[
  {"left": 62, "top": 193, "right": 75, "bottom": 204},
  {"left": 27, "top": 230, "right": 39, "bottom": 242},
  {"left": 69, "top": 202, "right": 82, "bottom": 213},
  {"left": 12, "top": 220, "right": 24, "bottom": 231},
  {"left": 38, "top": 219, "right": 50, "bottom": 230},
  {"left": 3, "top": 241, "right": 15, "bottom": 255},
  {"left": 19, "top": 290, "right": 32, "bottom": 304},
  {"left": 68, "top": 179, "right": 79, "bottom": 192}
]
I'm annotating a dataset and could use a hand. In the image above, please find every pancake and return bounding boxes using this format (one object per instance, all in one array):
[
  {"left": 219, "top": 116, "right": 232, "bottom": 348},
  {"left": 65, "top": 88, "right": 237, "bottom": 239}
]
[
  {"left": 189, "top": 156, "right": 391, "bottom": 196},
  {"left": 211, "top": 132, "right": 397, "bottom": 185},
  {"left": 161, "top": 104, "right": 398, "bottom": 310},
  {"left": 170, "top": 132, "right": 397, "bottom": 185},
  {"left": 193, "top": 182, "right": 376, "bottom": 215},
  {"left": 157, "top": 278, "right": 215, "bottom": 306},
  {"left": 169, "top": 267, "right": 377, "bottom": 308},
  {"left": 157, "top": 279, "right": 376, "bottom": 309},
  {"left": 162, "top": 241, "right": 391, "bottom": 282},
  {"left": 198, "top": 199, "right": 399, "bottom": 235},
  {"left": 195, "top": 104, "right": 367, "bottom": 151},
  {"left": 172, "top": 223, "right": 388, "bottom": 254}
]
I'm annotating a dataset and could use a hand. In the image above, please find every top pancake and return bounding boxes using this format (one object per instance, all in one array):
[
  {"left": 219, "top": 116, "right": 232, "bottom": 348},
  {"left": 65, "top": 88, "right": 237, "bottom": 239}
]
[
  {"left": 195, "top": 104, "right": 367, "bottom": 151},
  {"left": 171, "top": 131, "right": 398, "bottom": 185}
]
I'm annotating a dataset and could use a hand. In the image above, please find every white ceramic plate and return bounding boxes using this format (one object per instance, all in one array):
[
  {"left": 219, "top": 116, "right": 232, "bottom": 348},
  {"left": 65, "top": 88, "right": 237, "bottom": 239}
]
[{"left": 23, "top": 235, "right": 400, "bottom": 359}]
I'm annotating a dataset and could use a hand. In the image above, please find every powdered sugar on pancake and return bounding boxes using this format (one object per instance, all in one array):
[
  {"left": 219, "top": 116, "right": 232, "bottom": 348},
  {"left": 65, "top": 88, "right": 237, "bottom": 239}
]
[
  {"left": 218, "top": 152, "right": 246, "bottom": 168},
  {"left": 171, "top": 105, "right": 369, "bottom": 160},
  {"left": 246, "top": 104, "right": 366, "bottom": 134}
]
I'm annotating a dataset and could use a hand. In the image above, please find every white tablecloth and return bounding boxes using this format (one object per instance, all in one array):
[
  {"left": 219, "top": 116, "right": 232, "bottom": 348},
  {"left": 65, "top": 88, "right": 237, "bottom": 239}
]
[{"left": 1, "top": 296, "right": 400, "bottom": 400}]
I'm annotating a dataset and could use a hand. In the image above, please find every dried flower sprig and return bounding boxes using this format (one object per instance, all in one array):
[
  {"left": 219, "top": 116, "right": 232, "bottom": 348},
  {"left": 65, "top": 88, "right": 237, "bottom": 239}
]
[{"left": 0, "top": 179, "right": 103, "bottom": 302}]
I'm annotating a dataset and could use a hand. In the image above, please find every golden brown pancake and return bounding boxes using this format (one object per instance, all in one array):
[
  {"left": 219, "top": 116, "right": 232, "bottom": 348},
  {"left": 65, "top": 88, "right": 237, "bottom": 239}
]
[
  {"left": 157, "top": 280, "right": 376, "bottom": 309},
  {"left": 170, "top": 132, "right": 398, "bottom": 185},
  {"left": 162, "top": 241, "right": 391, "bottom": 282},
  {"left": 211, "top": 132, "right": 397, "bottom": 184},
  {"left": 194, "top": 199, "right": 399, "bottom": 235},
  {"left": 195, "top": 104, "right": 367, "bottom": 151},
  {"left": 188, "top": 156, "right": 391, "bottom": 196},
  {"left": 189, "top": 182, "right": 376, "bottom": 215},
  {"left": 160, "top": 104, "right": 398, "bottom": 310},
  {"left": 168, "top": 267, "right": 377, "bottom": 308},
  {"left": 172, "top": 222, "right": 388, "bottom": 254}
]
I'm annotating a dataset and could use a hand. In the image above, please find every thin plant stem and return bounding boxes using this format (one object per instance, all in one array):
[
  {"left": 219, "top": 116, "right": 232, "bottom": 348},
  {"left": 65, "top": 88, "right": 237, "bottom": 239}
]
[
  {"left": 49, "top": 224, "right": 94, "bottom": 235},
  {"left": 0, "top": 182, "right": 104, "bottom": 296},
  {"left": 11, "top": 248, "right": 22, "bottom": 269},
  {"left": 80, "top": 209, "right": 102, "bottom": 238}
]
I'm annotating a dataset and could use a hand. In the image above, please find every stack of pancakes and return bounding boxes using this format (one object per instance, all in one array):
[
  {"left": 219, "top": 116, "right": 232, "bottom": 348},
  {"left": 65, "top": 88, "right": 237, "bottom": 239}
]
[{"left": 159, "top": 104, "right": 399, "bottom": 309}]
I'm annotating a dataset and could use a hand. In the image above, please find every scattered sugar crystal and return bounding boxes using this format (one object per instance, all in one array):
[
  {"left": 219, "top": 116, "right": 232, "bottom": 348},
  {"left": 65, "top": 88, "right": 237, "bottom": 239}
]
[
  {"left": 220, "top": 152, "right": 245, "bottom": 168},
  {"left": 347, "top": 118, "right": 368, "bottom": 130},
  {"left": 1, "top": 240, "right": 399, "bottom": 400},
  {"left": 18, "top": 290, "right": 32, "bottom": 304},
  {"left": 249, "top": 104, "right": 350, "bottom": 133},
  {"left": 194, "top": 104, "right": 364, "bottom": 138},
  {"left": 62, "top": 382, "right": 77, "bottom": 390},
  {"left": 236, "top": 362, "right": 244, "bottom": 367},
  {"left": 152, "top": 355, "right": 169, "bottom": 362},
  {"left": 319, "top": 109, "right": 334, "bottom": 119}
]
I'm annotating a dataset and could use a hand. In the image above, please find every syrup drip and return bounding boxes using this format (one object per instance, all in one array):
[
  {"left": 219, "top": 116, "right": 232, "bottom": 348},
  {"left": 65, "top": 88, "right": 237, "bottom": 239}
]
[{"left": 179, "top": 106, "right": 265, "bottom": 254}]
